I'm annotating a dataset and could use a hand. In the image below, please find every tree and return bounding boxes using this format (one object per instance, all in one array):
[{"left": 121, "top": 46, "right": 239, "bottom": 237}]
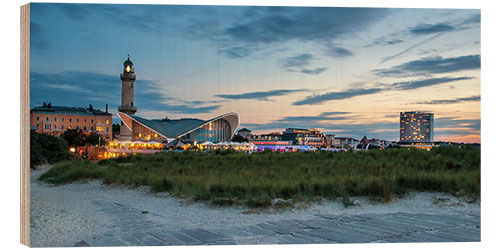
[
  {"left": 61, "top": 129, "right": 86, "bottom": 146},
  {"left": 112, "top": 124, "right": 120, "bottom": 139},
  {"left": 84, "top": 132, "right": 105, "bottom": 146},
  {"left": 231, "top": 134, "right": 248, "bottom": 143},
  {"left": 30, "top": 131, "right": 71, "bottom": 168}
]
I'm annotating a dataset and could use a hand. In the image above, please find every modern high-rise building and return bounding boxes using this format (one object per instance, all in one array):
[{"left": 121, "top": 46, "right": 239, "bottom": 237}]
[{"left": 399, "top": 111, "right": 434, "bottom": 143}]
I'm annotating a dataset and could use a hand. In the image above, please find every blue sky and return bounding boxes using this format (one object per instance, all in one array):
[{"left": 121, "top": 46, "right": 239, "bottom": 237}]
[{"left": 30, "top": 3, "right": 481, "bottom": 142}]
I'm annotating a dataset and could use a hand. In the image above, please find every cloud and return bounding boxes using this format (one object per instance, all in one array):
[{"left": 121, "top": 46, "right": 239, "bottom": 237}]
[
  {"left": 383, "top": 114, "right": 400, "bottom": 118},
  {"left": 275, "top": 112, "right": 353, "bottom": 124},
  {"left": 224, "top": 7, "right": 389, "bottom": 44},
  {"left": 30, "top": 21, "right": 50, "bottom": 52},
  {"left": 464, "top": 14, "right": 481, "bottom": 25},
  {"left": 218, "top": 47, "right": 250, "bottom": 59},
  {"left": 372, "top": 38, "right": 404, "bottom": 46},
  {"left": 281, "top": 54, "right": 328, "bottom": 75},
  {"left": 389, "top": 76, "right": 473, "bottom": 90},
  {"left": 409, "top": 23, "right": 455, "bottom": 35},
  {"left": 414, "top": 95, "right": 480, "bottom": 105},
  {"left": 320, "top": 112, "right": 351, "bottom": 116},
  {"left": 379, "top": 13, "right": 480, "bottom": 63},
  {"left": 374, "top": 55, "right": 480, "bottom": 77},
  {"left": 283, "top": 53, "right": 314, "bottom": 68},
  {"left": 30, "top": 71, "right": 220, "bottom": 117},
  {"left": 277, "top": 116, "right": 350, "bottom": 123},
  {"left": 293, "top": 76, "right": 473, "bottom": 105},
  {"left": 435, "top": 117, "right": 481, "bottom": 131},
  {"left": 300, "top": 68, "right": 328, "bottom": 75},
  {"left": 219, "top": 7, "right": 388, "bottom": 58},
  {"left": 293, "top": 88, "right": 384, "bottom": 106},
  {"left": 51, "top": 4, "right": 198, "bottom": 34},
  {"left": 215, "top": 89, "right": 308, "bottom": 101},
  {"left": 152, "top": 104, "right": 221, "bottom": 114},
  {"left": 325, "top": 44, "right": 354, "bottom": 58}
]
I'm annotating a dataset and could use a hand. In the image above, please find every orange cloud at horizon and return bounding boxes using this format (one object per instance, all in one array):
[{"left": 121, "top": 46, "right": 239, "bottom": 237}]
[{"left": 434, "top": 134, "right": 481, "bottom": 144}]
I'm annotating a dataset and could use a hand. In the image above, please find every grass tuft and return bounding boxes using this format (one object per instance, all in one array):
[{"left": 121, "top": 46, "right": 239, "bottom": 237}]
[{"left": 39, "top": 146, "right": 480, "bottom": 208}]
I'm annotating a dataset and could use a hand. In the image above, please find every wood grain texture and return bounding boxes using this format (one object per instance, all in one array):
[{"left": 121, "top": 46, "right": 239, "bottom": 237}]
[{"left": 20, "top": 3, "right": 30, "bottom": 247}]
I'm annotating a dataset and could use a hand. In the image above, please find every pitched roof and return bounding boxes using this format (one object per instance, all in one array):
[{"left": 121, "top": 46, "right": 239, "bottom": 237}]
[{"left": 31, "top": 104, "right": 111, "bottom": 116}]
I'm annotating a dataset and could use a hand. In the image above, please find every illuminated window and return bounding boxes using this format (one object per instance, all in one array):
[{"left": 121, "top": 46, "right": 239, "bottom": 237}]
[
  {"left": 106, "top": 120, "right": 109, "bottom": 124},
  {"left": 96, "top": 126, "right": 103, "bottom": 132}
]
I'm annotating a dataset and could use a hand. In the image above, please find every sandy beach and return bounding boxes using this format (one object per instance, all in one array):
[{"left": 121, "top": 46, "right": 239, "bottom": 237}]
[{"left": 30, "top": 168, "right": 480, "bottom": 247}]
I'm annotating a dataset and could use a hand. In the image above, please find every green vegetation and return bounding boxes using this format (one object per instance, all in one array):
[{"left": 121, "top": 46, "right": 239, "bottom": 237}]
[
  {"left": 61, "top": 129, "right": 106, "bottom": 147},
  {"left": 231, "top": 134, "right": 248, "bottom": 143},
  {"left": 39, "top": 146, "right": 480, "bottom": 207},
  {"left": 30, "top": 131, "right": 73, "bottom": 168}
]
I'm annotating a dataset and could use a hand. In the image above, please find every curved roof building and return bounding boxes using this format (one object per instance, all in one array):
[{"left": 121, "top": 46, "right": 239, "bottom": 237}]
[{"left": 118, "top": 112, "right": 239, "bottom": 143}]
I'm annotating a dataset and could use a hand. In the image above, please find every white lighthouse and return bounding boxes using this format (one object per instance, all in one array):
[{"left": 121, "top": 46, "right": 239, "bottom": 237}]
[{"left": 118, "top": 56, "right": 137, "bottom": 141}]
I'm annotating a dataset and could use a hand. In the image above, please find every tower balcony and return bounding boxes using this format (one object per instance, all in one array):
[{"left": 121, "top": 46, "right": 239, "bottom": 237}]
[
  {"left": 118, "top": 105, "right": 137, "bottom": 113},
  {"left": 120, "top": 73, "right": 136, "bottom": 80}
]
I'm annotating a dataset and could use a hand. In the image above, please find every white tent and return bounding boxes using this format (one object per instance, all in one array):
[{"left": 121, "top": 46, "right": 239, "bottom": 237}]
[{"left": 199, "top": 141, "right": 214, "bottom": 146}]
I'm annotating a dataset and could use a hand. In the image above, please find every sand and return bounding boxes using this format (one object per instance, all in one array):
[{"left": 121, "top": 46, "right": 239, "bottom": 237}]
[{"left": 30, "top": 168, "right": 480, "bottom": 247}]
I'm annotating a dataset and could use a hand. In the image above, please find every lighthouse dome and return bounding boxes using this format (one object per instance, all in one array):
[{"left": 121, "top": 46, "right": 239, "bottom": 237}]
[{"left": 124, "top": 57, "right": 133, "bottom": 66}]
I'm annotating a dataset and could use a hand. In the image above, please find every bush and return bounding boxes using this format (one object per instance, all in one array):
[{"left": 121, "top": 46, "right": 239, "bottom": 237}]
[{"left": 30, "top": 131, "right": 72, "bottom": 168}]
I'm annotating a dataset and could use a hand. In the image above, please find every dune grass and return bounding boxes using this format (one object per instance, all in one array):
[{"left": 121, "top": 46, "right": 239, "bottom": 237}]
[{"left": 39, "top": 146, "right": 480, "bottom": 208}]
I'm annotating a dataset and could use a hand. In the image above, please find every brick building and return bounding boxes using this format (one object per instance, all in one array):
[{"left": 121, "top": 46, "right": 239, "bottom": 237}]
[{"left": 30, "top": 102, "right": 113, "bottom": 140}]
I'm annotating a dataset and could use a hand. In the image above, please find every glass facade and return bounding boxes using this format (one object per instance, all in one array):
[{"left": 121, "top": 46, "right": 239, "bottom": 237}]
[
  {"left": 131, "top": 120, "right": 167, "bottom": 142},
  {"left": 123, "top": 114, "right": 236, "bottom": 144},
  {"left": 181, "top": 119, "right": 232, "bottom": 142}
]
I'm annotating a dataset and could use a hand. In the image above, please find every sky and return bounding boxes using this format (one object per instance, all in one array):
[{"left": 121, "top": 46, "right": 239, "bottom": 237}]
[{"left": 29, "top": 3, "right": 481, "bottom": 143}]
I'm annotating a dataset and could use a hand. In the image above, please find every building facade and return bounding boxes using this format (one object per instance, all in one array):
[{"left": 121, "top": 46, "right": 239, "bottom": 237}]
[
  {"left": 399, "top": 111, "right": 434, "bottom": 143},
  {"left": 118, "top": 56, "right": 137, "bottom": 141},
  {"left": 282, "top": 128, "right": 324, "bottom": 147},
  {"left": 236, "top": 128, "right": 252, "bottom": 139},
  {"left": 118, "top": 112, "right": 239, "bottom": 144},
  {"left": 333, "top": 137, "right": 360, "bottom": 149},
  {"left": 324, "top": 134, "right": 335, "bottom": 149},
  {"left": 30, "top": 103, "right": 113, "bottom": 139}
]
